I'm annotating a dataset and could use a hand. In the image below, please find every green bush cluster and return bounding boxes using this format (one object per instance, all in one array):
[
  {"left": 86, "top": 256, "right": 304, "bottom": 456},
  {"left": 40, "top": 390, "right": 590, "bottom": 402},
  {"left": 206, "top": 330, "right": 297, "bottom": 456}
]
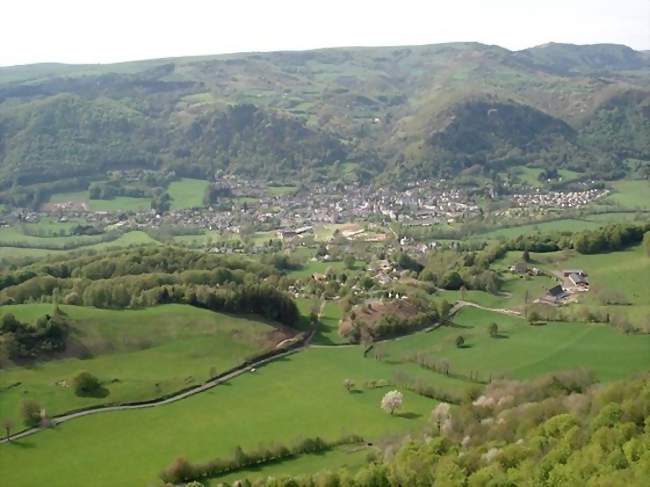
[{"left": 0, "top": 308, "right": 69, "bottom": 361}]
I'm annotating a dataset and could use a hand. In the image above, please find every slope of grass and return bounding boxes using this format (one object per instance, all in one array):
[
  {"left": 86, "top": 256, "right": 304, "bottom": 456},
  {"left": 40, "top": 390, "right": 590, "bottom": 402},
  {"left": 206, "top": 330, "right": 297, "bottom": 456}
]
[
  {"left": 604, "top": 180, "right": 650, "bottom": 209},
  {"left": 0, "top": 304, "right": 279, "bottom": 425},
  {"left": 474, "top": 218, "right": 602, "bottom": 240},
  {"left": 0, "top": 230, "right": 160, "bottom": 260},
  {"left": 535, "top": 244, "right": 649, "bottom": 306},
  {"left": 316, "top": 301, "right": 347, "bottom": 345},
  {"left": 381, "top": 306, "right": 650, "bottom": 382},
  {"left": 0, "top": 226, "right": 110, "bottom": 247},
  {"left": 0, "top": 347, "right": 456, "bottom": 487}
]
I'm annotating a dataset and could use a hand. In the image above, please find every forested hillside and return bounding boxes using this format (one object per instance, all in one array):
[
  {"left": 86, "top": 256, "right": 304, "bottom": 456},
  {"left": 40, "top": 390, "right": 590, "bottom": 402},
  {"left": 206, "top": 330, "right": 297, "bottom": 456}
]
[{"left": 0, "top": 42, "right": 649, "bottom": 189}]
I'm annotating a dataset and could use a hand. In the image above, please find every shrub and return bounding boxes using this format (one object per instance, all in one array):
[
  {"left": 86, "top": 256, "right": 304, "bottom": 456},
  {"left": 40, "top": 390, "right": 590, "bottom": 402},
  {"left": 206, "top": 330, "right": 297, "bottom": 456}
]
[
  {"left": 455, "top": 335, "right": 465, "bottom": 348},
  {"left": 488, "top": 323, "right": 498, "bottom": 338},
  {"left": 72, "top": 371, "right": 104, "bottom": 397},
  {"left": 20, "top": 399, "right": 42, "bottom": 428}
]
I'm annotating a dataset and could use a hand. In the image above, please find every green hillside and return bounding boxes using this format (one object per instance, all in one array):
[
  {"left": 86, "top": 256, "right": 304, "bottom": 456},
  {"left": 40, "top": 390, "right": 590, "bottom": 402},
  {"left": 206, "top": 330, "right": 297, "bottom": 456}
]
[{"left": 0, "top": 42, "right": 649, "bottom": 198}]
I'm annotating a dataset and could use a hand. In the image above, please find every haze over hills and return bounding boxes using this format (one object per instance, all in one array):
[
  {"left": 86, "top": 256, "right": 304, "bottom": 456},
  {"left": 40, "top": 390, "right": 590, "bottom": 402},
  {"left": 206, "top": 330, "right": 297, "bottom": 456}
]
[{"left": 0, "top": 41, "right": 649, "bottom": 194}]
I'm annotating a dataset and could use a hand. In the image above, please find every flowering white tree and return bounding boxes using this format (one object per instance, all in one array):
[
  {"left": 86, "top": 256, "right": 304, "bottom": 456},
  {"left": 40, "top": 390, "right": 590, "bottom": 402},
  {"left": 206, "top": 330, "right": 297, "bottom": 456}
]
[
  {"left": 431, "top": 402, "right": 453, "bottom": 434},
  {"left": 381, "top": 390, "right": 403, "bottom": 415},
  {"left": 343, "top": 378, "right": 354, "bottom": 392}
]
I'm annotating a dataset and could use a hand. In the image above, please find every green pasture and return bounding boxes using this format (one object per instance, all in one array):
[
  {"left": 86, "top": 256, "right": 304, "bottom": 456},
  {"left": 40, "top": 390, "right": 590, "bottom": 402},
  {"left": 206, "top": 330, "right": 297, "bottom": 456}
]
[
  {"left": 317, "top": 301, "right": 347, "bottom": 344},
  {"left": 0, "top": 304, "right": 278, "bottom": 425},
  {"left": 534, "top": 244, "right": 649, "bottom": 306},
  {"left": 514, "top": 167, "right": 583, "bottom": 187},
  {"left": 214, "top": 446, "right": 370, "bottom": 485},
  {"left": 167, "top": 178, "right": 210, "bottom": 209},
  {"left": 0, "top": 226, "right": 109, "bottom": 248},
  {"left": 475, "top": 218, "right": 602, "bottom": 240},
  {"left": 267, "top": 185, "right": 298, "bottom": 197},
  {"left": 0, "top": 346, "right": 453, "bottom": 487},
  {"left": 381, "top": 306, "right": 650, "bottom": 382},
  {"left": 313, "top": 224, "right": 347, "bottom": 242},
  {"left": 439, "top": 272, "right": 559, "bottom": 310},
  {"left": 585, "top": 211, "right": 649, "bottom": 222},
  {"left": 0, "top": 230, "right": 160, "bottom": 260},
  {"left": 287, "top": 259, "right": 364, "bottom": 280},
  {"left": 603, "top": 180, "right": 650, "bottom": 209},
  {"left": 18, "top": 217, "right": 84, "bottom": 234}
]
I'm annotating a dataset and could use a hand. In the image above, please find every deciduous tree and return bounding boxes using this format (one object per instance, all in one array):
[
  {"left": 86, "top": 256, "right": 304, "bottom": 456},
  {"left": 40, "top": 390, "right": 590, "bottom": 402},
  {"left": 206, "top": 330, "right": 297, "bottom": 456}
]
[{"left": 381, "top": 390, "right": 403, "bottom": 415}]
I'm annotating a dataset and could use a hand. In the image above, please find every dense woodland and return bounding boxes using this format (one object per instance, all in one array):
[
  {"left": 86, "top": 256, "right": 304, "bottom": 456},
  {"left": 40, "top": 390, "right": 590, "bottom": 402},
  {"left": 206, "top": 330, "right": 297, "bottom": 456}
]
[{"left": 0, "top": 247, "right": 299, "bottom": 326}]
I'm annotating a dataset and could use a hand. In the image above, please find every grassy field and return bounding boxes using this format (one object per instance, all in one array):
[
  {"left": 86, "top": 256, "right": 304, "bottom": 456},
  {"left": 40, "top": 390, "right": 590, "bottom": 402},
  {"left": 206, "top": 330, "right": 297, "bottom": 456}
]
[
  {"left": 213, "top": 446, "right": 370, "bottom": 485},
  {"left": 474, "top": 218, "right": 603, "bottom": 240},
  {"left": 1, "top": 290, "right": 648, "bottom": 485},
  {"left": 514, "top": 167, "right": 583, "bottom": 187},
  {"left": 0, "top": 304, "right": 280, "bottom": 425},
  {"left": 317, "top": 301, "right": 347, "bottom": 344},
  {"left": 0, "top": 230, "right": 160, "bottom": 260},
  {"left": 267, "top": 185, "right": 298, "bottom": 197},
  {"left": 439, "top": 272, "right": 559, "bottom": 310},
  {"left": 585, "top": 211, "right": 649, "bottom": 222},
  {"left": 295, "top": 298, "right": 347, "bottom": 345},
  {"left": 533, "top": 244, "right": 649, "bottom": 306},
  {"left": 49, "top": 191, "right": 152, "bottom": 211},
  {"left": 2, "top": 306, "right": 646, "bottom": 485},
  {"left": 380, "top": 306, "right": 650, "bottom": 382},
  {"left": 287, "top": 259, "right": 364, "bottom": 280},
  {"left": 0, "top": 346, "right": 454, "bottom": 487},
  {"left": 441, "top": 244, "right": 649, "bottom": 330},
  {"left": 0, "top": 226, "right": 109, "bottom": 248},
  {"left": 603, "top": 180, "right": 650, "bottom": 209},
  {"left": 167, "top": 178, "right": 210, "bottom": 209}
]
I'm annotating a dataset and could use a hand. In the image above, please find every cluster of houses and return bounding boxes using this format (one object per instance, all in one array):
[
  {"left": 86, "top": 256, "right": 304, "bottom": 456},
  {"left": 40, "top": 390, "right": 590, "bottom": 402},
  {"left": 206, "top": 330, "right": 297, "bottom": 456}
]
[{"left": 510, "top": 189, "right": 607, "bottom": 209}]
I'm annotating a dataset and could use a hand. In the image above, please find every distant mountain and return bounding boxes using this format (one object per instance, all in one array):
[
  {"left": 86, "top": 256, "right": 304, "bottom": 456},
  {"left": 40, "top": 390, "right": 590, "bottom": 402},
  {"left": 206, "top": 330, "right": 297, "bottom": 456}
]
[
  {"left": 0, "top": 42, "right": 649, "bottom": 193},
  {"left": 515, "top": 42, "right": 649, "bottom": 74}
]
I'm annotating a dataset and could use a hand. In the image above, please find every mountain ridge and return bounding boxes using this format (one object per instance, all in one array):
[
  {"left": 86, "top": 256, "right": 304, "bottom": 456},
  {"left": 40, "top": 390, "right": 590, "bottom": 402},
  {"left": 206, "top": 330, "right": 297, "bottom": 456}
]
[{"left": 0, "top": 41, "right": 648, "bottom": 197}]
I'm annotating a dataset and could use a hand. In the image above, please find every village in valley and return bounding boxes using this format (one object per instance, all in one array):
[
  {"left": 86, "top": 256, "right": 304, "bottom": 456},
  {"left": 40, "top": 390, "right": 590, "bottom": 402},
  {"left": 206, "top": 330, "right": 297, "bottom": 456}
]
[{"left": 2, "top": 174, "right": 610, "bottom": 245}]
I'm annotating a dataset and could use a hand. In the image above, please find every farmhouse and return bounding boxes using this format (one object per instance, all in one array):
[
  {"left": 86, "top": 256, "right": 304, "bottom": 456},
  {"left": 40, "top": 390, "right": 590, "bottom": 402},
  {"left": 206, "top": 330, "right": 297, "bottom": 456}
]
[
  {"left": 563, "top": 269, "right": 589, "bottom": 289},
  {"left": 569, "top": 273, "right": 589, "bottom": 288},
  {"left": 510, "top": 262, "right": 529, "bottom": 274},
  {"left": 538, "top": 284, "right": 567, "bottom": 304}
]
